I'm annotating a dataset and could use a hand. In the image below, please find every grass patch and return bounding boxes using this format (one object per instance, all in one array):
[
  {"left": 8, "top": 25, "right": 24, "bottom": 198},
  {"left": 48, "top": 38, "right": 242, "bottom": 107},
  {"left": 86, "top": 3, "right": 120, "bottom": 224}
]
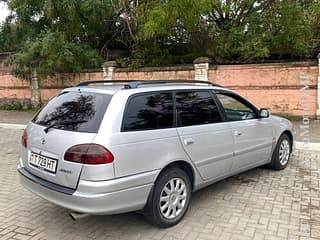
[
  {"left": 0, "top": 102, "right": 38, "bottom": 111},
  {"left": 275, "top": 113, "right": 301, "bottom": 121}
]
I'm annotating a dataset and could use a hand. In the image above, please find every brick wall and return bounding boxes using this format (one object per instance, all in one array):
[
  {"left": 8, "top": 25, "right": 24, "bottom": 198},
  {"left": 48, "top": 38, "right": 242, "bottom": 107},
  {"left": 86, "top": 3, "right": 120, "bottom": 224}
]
[
  {"left": 0, "top": 56, "right": 318, "bottom": 117},
  {"left": 111, "top": 63, "right": 317, "bottom": 117},
  {"left": 211, "top": 63, "right": 317, "bottom": 117},
  {"left": 38, "top": 71, "right": 103, "bottom": 101}
]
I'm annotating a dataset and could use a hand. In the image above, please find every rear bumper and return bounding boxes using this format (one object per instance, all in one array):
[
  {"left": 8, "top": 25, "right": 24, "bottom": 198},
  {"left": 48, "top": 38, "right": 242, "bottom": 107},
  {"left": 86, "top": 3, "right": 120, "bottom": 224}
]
[{"left": 18, "top": 164, "right": 158, "bottom": 215}]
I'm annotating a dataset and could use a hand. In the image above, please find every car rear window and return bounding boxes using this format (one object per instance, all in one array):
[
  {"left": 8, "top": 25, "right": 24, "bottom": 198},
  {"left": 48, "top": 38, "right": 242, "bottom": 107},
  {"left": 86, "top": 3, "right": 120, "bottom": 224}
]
[{"left": 32, "top": 91, "right": 112, "bottom": 133}]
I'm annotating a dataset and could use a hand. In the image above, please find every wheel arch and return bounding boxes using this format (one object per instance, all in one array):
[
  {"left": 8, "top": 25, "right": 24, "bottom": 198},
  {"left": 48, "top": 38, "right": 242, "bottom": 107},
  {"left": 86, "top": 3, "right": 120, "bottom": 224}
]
[
  {"left": 157, "top": 160, "right": 195, "bottom": 191},
  {"left": 280, "top": 130, "right": 294, "bottom": 149},
  {"left": 271, "top": 129, "right": 294, "bottom": 160},
  {"left": 142, "top": 160, "right": 195, "bottom": 214}
]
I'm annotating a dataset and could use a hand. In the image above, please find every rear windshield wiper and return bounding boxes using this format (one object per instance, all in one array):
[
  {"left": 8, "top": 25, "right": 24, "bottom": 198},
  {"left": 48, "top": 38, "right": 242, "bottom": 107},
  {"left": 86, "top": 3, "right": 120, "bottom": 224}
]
[
  {"left": 44, "top": 120, "right": 88, "bottom": 133},
  {"left": 41, "top": 113, "right": 70, "bottom": 126}
]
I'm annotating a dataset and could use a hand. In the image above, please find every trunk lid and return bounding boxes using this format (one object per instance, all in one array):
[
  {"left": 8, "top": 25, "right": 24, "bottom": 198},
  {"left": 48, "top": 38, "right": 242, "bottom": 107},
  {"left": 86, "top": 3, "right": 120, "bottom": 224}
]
[
  {"left": 21, "top": 90, "right": 112, "bottom": 189},
  {"left": 22, "top": 123, "right": 97, "bottom": 189}
]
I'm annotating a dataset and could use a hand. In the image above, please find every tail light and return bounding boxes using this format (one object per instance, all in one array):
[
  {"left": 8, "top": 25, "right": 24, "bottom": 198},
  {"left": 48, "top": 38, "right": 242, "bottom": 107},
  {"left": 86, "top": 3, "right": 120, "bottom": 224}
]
[
  {"left": 64, "top": 144, "right": 114, "bottom": 164},
  {"left": 22, "top": 129, "right": 28, "bottom": 148}
]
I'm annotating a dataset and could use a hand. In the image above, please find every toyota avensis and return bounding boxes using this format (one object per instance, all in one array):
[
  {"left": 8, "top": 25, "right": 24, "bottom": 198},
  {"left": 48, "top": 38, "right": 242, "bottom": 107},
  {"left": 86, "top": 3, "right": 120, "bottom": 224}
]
[{"left": 18, "top": 80, "right": 294, "bottom": 227}]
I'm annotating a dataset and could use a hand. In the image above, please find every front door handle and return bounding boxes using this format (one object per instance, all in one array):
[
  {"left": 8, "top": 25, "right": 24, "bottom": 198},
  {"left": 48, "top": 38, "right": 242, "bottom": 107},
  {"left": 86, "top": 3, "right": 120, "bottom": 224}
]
[
  {"left": 183, "top": 138, "right": 195, "bottom": 145},
  {"left": 234, "top": 131, "right": 242, "bottom": 136}
]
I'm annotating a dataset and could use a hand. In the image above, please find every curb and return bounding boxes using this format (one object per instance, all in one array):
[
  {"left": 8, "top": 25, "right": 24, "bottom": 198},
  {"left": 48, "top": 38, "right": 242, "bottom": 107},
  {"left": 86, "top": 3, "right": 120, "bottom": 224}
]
[
  {"left": 295, "top": 142, "right": 320, "bottom": 151},
  {"left": 0, "top": 123, "right": 27, "bottom": 130}
]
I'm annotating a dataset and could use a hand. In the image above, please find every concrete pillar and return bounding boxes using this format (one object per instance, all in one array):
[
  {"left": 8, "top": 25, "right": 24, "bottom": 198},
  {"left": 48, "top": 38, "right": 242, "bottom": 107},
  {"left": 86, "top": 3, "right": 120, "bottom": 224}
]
[
  {"left": 30, "top": 69, "right": 41, "bottom": 108},
  {"left": 103, "top": 61, "right": 118, "bottom": 80},
  {"left": 317, "top": 53, "right": 320, "bottom": 119},
  {"left": 193, "top": 57, "right": 211, "bottom": 81}
]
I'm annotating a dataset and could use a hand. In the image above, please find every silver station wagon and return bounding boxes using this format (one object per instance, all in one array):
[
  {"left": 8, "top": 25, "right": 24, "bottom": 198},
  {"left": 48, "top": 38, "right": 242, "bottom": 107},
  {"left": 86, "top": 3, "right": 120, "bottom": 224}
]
[{"left": 18, "top": 80, "right": 294, "bottom": 227}]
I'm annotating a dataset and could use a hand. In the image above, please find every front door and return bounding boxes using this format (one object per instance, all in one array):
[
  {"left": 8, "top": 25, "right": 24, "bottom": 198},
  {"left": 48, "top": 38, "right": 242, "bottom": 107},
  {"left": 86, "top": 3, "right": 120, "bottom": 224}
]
[{"left": 214, "top": 91, "right": 273, "bottom": 171}]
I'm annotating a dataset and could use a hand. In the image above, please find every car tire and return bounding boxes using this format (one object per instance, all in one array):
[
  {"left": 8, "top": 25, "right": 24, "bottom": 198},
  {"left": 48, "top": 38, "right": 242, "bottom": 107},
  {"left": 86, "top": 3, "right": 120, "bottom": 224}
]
[
  {"left": 144, "top": 167, "right": 191, "bottom": 228},
  {"left": 270, "top": 134, "right": 291, "bottom": 170}
]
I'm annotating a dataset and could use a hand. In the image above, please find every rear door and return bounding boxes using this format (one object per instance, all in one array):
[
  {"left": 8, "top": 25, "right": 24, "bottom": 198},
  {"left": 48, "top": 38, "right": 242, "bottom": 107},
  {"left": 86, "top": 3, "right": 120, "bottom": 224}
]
[
  {"left": 109, "top": 91, "right": 186, "bottom": 178},
  {"left": 214, "top": 91, "right": 273, "bottom": 171},
  {"left": 21, "top": 91, "right": 111, "bottom": 189},
  {"left": 176, "top": 90, "right": 234, "bottom": 180}
]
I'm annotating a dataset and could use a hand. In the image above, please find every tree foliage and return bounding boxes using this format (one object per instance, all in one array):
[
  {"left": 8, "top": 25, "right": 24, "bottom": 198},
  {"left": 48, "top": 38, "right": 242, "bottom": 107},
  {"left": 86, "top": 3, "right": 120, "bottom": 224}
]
[
  {"left": 141, "top": 0, "right": 315, "bottom": 63},
  {"left": 0, "top": 0, "right": 117, "bottom": 77},
  {"left": 0, "top": 0, "right": 318, "bottom": 78}
]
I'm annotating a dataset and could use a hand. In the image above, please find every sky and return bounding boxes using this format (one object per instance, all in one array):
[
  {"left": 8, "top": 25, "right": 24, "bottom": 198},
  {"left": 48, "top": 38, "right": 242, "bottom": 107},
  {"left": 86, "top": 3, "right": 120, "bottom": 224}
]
[{"left": 0, "top": 2, "right": 10, "bottom": 23}]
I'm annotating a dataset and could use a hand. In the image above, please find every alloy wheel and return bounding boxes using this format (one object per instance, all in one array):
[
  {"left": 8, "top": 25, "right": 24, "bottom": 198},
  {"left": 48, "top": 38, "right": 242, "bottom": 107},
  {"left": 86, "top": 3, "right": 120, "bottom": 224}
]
[{"left": 159, "top": 178, "right": 187, "bottom": 219}]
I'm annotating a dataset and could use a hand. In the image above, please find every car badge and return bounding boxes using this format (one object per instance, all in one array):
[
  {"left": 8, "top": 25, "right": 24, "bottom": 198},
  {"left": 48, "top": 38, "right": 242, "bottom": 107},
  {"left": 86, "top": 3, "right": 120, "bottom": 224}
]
[{"left": 41, "top": 138, "right": 46, "bottom": 145}]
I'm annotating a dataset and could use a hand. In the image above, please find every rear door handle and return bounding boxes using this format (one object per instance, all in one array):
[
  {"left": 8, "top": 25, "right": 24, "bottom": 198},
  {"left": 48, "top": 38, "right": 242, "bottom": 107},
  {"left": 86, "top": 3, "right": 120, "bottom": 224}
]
[
  {"left": 234, "top": 131, "right": 242, "bottom": 136},
  {"left": 183, "top": 138, "right": 195, "bottom": 145}
]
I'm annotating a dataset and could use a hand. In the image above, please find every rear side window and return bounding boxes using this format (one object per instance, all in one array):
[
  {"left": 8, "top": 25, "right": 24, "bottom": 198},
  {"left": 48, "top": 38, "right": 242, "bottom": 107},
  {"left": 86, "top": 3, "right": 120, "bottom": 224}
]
[
  {"left": 176, "top": 91, "right": 222, "bottom": 127},
  {"left": 32, "top": 91, "right": 111, "bottom": 133},
  {"left": 123, "top": 92, "right": 174, "bottom": 131}
]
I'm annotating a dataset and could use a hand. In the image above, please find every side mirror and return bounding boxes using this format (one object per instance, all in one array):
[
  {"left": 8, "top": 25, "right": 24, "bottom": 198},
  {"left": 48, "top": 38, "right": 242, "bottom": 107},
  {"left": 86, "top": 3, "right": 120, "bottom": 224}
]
[{"left": 259, "top": 108, "right": 269, "bottom": 118}]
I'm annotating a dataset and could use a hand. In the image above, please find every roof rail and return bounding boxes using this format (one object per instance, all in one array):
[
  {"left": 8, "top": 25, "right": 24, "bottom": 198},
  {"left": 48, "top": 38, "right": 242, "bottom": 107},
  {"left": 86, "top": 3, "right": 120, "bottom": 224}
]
[
  {"left": 76, "top": 80, "right": 140, "bottom": 88},
  {"left": 76, "top": 80, "right": 223, "bottom": 88}
]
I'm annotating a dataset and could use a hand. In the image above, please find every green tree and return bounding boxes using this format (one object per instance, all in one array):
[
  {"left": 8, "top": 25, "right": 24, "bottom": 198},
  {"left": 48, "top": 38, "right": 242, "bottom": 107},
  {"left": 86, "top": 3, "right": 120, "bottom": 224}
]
[
  {"left": 264, "top": 0, "right": 313, "bottom": 59},
  {"left": 0, "top": 0, "right": 317, "bottom": 73},
  {"left": 0, "top": 0, "right": 120, "bottom": 77},
  {"left": 309, "top": 0, "right": 320, "bottom": 54},
  {"left": 140, "top": 0, "right": 314, "bottom": 63},
  {"left": 5, "top": 31, "right": 101, "bottom": 78}
]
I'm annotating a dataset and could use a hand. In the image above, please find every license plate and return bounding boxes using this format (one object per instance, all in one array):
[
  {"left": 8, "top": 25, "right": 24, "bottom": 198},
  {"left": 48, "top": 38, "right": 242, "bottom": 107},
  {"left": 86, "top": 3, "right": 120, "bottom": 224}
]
[{"left": 29, "top": 152, "right": 58, "bottom": 174}]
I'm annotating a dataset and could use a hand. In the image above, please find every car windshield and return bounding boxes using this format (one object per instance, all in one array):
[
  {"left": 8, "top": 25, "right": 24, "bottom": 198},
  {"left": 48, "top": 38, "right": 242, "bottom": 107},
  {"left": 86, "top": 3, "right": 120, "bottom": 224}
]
[{"left": 32, "top": 91, "right": 112, "bottom": 133}]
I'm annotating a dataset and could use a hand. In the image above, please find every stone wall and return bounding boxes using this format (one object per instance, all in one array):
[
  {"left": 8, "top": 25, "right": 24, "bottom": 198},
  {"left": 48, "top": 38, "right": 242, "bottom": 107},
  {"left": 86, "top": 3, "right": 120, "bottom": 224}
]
[{"left": 0, "top": 55, "right": 318, "bottom": 117}]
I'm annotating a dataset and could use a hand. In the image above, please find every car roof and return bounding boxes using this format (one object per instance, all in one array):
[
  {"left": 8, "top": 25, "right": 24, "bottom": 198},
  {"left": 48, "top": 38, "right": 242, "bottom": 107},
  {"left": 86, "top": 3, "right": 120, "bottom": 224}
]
[{"left": 64, "top": 80, "right": 228, "bottom": 95}]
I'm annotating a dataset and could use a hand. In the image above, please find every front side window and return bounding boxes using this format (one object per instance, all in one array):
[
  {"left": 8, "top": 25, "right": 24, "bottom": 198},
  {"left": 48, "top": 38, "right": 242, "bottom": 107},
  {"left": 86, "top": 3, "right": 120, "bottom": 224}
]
[
  {"left": 176, "top": 91, "right": 222, "bottom": 127},
  {"left": 215, "top": 93, "right": 256, "bottom": 121},
  {"left": 123, "top": 92, "right": 174, "bottom": 131}
]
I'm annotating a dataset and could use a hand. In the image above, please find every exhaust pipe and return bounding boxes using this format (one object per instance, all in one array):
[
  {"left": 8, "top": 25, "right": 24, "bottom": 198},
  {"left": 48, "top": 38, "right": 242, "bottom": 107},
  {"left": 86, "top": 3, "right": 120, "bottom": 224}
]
[{"left": 69, "top": 212, "right": 90, "bottom": 221}]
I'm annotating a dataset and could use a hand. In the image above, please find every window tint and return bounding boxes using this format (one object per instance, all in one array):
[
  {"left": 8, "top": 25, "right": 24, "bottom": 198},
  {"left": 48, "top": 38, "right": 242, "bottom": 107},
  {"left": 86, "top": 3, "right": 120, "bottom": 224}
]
[
  {"left": 216, "top": 93, "right": 256, "bottom": 121},
  {"left": 123, "top": 92, "right": 174, "bottom": 131},
  {"left": 176, "top": 91, "right": 222, "bottom": 127},
  {"left": 32, "top": 91, "right": 111, "bottom": 133}
]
